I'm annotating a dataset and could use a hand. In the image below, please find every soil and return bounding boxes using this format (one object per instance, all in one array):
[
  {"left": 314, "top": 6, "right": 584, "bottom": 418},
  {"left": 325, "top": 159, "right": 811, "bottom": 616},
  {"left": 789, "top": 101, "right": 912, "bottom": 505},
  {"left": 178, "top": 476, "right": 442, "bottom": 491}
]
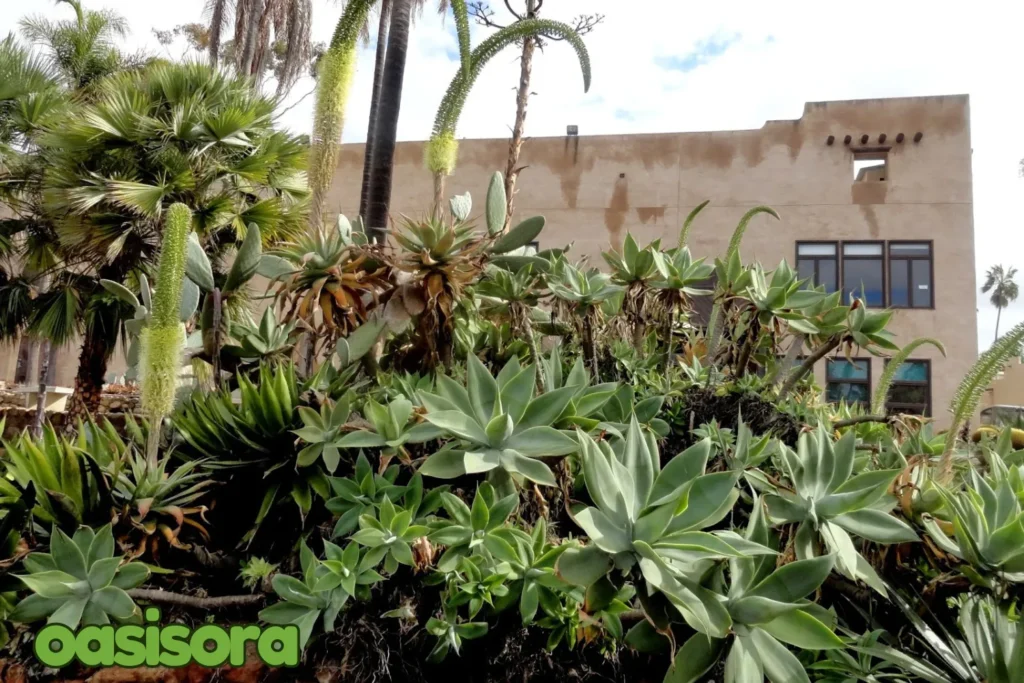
[{"left": 661, "top": 386, "right": 801, "bottom": 460}]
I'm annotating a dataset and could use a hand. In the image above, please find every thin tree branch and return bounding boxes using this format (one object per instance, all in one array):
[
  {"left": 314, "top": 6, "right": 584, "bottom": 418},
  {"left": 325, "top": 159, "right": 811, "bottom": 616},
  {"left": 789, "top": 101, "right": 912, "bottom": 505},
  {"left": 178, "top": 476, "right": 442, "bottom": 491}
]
[
  {"left": 503, "top": 0, "right": 523, "bottom": 20},
  {"left": 778, "top": 337, "right": 842, "bottom": 399},
  {"left": 468, "top": 1, "right": 506, "bottom": 28},
  {"left": 276, "top": 83, "right": 317, "bottom": 118},
  {"left": 128, "top": 588, "right": 265, "bottom": 609}
]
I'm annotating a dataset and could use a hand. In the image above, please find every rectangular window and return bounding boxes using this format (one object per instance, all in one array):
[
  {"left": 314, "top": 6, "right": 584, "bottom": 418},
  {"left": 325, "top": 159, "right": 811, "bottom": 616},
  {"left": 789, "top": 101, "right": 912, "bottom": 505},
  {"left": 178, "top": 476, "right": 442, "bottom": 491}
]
[
  {"left": 889, "top": 242, "right": 933, "bottom": 309},
  {"left": 796, "top": 242, "right": 838, "bottom": 293},
  {"left": 885, "top": 359, "right": 931, "bottom": 416},
  {"left": 826, "top": 358, "right": 871, "bottom": 408},
  {"left": 842, "top": 242, "right": 885, "bottom": 307},
  {"left": 853, "top": 152, "right": 888, "bottom": 182}
]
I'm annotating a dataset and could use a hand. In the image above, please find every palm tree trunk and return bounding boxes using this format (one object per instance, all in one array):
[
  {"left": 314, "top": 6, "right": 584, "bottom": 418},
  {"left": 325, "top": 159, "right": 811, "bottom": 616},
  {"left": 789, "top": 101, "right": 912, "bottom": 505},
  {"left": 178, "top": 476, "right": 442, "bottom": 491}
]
[
  {"left": 995, "top": 304, "right": 1003, "bottom": 342},
  {"left": 208, "top": 0, "right": 227, "bottom": 67},
  {"left": 65, "top": 326, "right": 112, "bottom": 425},
  {"left": 239, "top": 0, "right": 264, "bottom": 77},
  {"left": 358, "top": 0, "right": 392, "bottom": 221},
  {"left": 365, "top": 0, "right": 413, "bottom": 243},
  {"left": 502, "top": 0, "right": 539, "bottom": 232}
]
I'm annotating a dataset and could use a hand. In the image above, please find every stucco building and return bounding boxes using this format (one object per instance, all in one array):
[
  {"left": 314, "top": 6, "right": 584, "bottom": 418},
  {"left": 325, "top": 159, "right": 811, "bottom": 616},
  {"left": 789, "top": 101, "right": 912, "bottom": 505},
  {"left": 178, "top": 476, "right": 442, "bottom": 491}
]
[
  {"left": 330, "top": 94, "right": 977, "bottom": 426},
  {"left": 0, "top": 94, "right": 978, "bottom": 427}
]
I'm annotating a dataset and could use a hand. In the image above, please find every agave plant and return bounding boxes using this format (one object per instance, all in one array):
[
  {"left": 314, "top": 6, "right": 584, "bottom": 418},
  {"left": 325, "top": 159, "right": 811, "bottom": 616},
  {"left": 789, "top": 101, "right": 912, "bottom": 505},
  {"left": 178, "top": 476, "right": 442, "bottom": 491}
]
[
  {"left": 921, "top": 466, "right": 1024, "bottom": 587},
  {"left": 259, "top": 539, "right": 383, "bottom": 648},
  {"left": 538, "top": 345, "right": 617, "bottom": 430},
  {"left": 763, "top": 425, "right": 918, "bottom": 594},
  {"left": 557, "top": 421, "right": 774, "bottom": 639},
  {"left": 666, "top": 502, "right": 842, "bottom": 683},
  {"left": 417, "top": 355, "right": 579, "bottom": 490},
  {"left": 11, "top": 525, "right": 149, "bottom": 628},
  {"left": 221, "top": 307, "right": 301, "bottom": 369},
  {"left": 474, "top": 264, "right": 546, "bottom": 368},
  {"left": 547, "top": 262, "right": 624, "bottom": 377},
  {"left": 108, "top": 451, "right": 212, "bottom": 557},
  {"left": 650, "top": 245, "right": 715, "bottom": 368},
  {"left": 603, "top": 233, "right": 661, "bottom": 352},
  {"left": 267, "top": 216, "right": 391, "bottom": 360},
  {"left": 393, "top": 215, "right": 489, "bottom": 368},
  {"left": 1, "top": 424, "right": 108, "bottom": 529}
]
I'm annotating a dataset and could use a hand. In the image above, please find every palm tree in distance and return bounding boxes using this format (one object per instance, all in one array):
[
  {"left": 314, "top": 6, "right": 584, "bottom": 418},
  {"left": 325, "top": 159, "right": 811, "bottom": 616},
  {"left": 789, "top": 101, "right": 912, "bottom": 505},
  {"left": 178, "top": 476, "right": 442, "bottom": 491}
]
[{"left": 982, "top": 264, "right": 1019, "bottom": 342}]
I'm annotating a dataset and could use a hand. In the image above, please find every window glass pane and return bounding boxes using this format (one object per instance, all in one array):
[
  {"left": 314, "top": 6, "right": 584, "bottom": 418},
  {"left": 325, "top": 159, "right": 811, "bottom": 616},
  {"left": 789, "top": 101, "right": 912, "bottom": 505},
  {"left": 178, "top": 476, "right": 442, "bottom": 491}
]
[
  {"left": 844, "top": 259, "right": 884, "bottom": 306},
  {"left": 893, "top": 360, "right": 928, "bottom": 382},
  {"left": 797, "top": 259, "right": 815, "bottom": 285},
  {"left": 890, "top": 259, "right": 909, "bottom": 307},
  {"left": 818, "top": 260, "right": 837, "bottom": 293},
  {"left": 890, "top": 384, "right": 928, "bottom": 405},
  {"left": 798, "top": 243, "right": 836, "bottom": 256},
  {"left": 843, "top": 243, "right": 883, "bottom": 256},
  {"left": 912, "top": 260, "right": 932, "bottom": 307},
  {"left": 890, "top": 243, "right": 930, "bottom": 256},
  {"left": 827, "top": 383, "right": 870, "bottom": 404},
  {"left": 827, "top": 359, "right": 869, "bottom": 380}
]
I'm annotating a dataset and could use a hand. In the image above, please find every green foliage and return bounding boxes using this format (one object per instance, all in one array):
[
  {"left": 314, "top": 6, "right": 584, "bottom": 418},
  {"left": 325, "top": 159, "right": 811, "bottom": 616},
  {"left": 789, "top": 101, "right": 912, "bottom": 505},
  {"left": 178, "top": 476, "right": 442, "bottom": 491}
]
[
  {"left": 141, "top": 202, "right": 191, "bottom": 422},
  {"left": 871, "top": 337, "right": 946, "bottom": 414},
  {"left": 677, "top": 200, "right": 710, "bottom": 248},
  {"left": 764, "top": 425, "right": 917, "bottom": 594},
  {"left": 417, "top": 355, "right": 579, "bottom": 487},
  {"left": 11, "top": 525, "right": 148, "bottom": 628},
  {"left": 259, "top": 539, "right": 382, "bottom": 648},
  {"left": 429, "top": 18, "right": 590, "bottom": 176},
  {"left": 485, "top": 171, "right": 506, "bottom": 235},
  {"left": 943, "top": 320, "right": 1024, "bottom": 466}
]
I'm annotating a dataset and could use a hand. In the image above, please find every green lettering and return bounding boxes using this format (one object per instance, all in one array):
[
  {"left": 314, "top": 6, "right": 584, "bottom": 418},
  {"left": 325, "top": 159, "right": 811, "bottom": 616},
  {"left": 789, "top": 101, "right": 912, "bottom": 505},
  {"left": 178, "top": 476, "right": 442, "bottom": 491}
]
[
  {"left": 159, "top": 624, "right": 191, "bottom": 667},
  {"left": 190, "top": 624, "right": 231, "bottom": 667},
  {"left": 229, "top": 625, "right": 261, "bottom": 666},
  {"left": 113, "top": 625, "right": 146, "bottom": 667},
  {"left": 258, "top": 625, "right": 300, "bottom": 667},
  {"left": 34, "top": 624, "right": 75, "bottom": 668},
  {"left": 145, "top": 607, "right": 161, "bottom": 623},
  {"left": 146, "top": 623, "right": 160, "bottom": 666},
  {"left": 77, "top": 626, "right": 115, "bottom": 667}
]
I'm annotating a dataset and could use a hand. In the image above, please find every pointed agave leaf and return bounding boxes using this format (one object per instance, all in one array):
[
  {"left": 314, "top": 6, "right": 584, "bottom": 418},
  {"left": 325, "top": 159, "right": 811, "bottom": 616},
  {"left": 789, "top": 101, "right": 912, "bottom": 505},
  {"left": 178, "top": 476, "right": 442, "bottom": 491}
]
[
  {"left": 749, "top": 628, "right": 811, "bottom": 683},
  {"left": 831, "top": 509, "right": 919, "bottom": 544},
  {"left": 666, "top": 633, "right": 725, "bottom": 683},
  {"left": 556, "top": 544, "right": 611, "bottom": 587},
  {"left": 759, "top": 609, "right": 844, "bottom": 650},
  {"left": 746, "top": 555, "right": 835, "bottom": 603}
]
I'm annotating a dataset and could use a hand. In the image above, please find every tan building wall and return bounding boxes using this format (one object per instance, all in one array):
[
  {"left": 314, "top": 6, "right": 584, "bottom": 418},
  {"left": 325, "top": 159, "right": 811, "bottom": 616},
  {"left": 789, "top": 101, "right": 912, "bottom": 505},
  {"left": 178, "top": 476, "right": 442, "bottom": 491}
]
[
  {"left": 982, "top": 358, "right": 1024, "bottom": 414},
  {"left": 0, "top": 95, "right": 977, "bottom": 428},
  {"left": 327, "top": 94, "right": 977, "bottom": 427}
]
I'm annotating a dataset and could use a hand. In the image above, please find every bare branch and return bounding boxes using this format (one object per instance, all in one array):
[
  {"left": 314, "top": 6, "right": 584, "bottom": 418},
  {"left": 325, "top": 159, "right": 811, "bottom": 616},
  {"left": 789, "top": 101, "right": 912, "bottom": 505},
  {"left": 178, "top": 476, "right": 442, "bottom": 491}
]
[
  {"left": 128, "top": 588, "right": 265, "bottom": 610},
  {"left": 503, "top": 0, "right": 524, "bottom": 21},
  {"left": 833, "top": 415, "right": 893, "bottom": 428},
  {"left": 546, "top": 13, "right": 604, "bottom": 40},
  {"left": 468, "top": 1, "right": 506, "bottom": 29}
]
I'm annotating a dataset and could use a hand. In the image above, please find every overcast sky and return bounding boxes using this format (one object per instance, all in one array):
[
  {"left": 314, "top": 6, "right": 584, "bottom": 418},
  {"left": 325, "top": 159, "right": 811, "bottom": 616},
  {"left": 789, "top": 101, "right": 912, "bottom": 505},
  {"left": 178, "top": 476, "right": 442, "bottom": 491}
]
[{"left": 2, "top": 0, "right": 1019, "bottom": 354}]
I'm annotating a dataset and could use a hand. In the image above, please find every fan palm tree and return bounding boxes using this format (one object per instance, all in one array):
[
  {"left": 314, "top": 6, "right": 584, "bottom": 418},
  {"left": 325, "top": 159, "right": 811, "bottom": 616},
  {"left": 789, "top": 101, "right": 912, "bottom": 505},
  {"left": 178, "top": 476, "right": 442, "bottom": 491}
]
[
  {"left": 36, "top": 62, "right": 308, "bottom": 419},
  {"left": 19, "top": 0, "right": 137, "bottom": 93},
  {"left": 982, "top": 264, "right": 1019, "bottom": 342}
]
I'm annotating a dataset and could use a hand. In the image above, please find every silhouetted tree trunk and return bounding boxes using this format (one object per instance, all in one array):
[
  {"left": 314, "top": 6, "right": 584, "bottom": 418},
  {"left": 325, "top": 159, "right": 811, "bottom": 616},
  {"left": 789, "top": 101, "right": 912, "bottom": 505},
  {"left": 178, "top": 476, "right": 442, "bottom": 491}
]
[
  {"left": 503, "top": 0, "right": 538, "bottom": 231},
  {"left": 365, "top": 0, "right": 412, "bottom": 243},
  {"left": 208, "top": 0, "right": 227, "bottom": 66},
  {"left": 32, "top": 339, "right": 52, "bottom": 437},
  {"left": 359, "top": 0, "right": 392, "bottom": 221}
]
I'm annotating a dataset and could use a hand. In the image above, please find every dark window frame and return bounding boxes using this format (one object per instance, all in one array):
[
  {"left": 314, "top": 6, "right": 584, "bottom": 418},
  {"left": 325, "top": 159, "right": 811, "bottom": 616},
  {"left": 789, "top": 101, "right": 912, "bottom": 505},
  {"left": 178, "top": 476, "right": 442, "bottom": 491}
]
[
  {"left": 826, "top": 357, "right": 872, "bottom": 408},
  {"left": 888, "top": 240, "right": 935, "bottom": 310},
  {"left": 884, "top": 358, "right": 931, "bottom": 417},
  {"left": 795, "top": 241, "right": 839, "bottom": 293},
  {"left": 841, "top": 240, "right": 886, "bottom": 308}
]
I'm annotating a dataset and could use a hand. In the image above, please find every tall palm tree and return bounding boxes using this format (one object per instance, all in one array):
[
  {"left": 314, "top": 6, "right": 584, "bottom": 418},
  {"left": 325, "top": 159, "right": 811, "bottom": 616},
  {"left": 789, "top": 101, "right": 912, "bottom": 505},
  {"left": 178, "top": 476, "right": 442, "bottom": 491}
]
[
  {"left": 358, "top": 0, "right": 450, "bottom": 221},
  {"left": 982, "top": 264, "right": 1019, "bottom": 342},
  {"left": 19, "top": 0, "right": 135, "bottom": 92},
  {"left": 204, "top": 0, "right": 314, "bottom": 97},
  {"left": 364, "top": 0, "right": 413, "bottom": 240}
]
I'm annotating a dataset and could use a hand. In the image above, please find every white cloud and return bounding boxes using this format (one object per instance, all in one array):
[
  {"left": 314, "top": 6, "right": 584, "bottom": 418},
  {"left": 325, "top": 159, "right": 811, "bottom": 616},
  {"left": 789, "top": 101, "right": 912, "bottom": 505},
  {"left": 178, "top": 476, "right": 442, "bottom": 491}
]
[{"left": 2, "top": 0, "right": 1020, "bottom": 353}]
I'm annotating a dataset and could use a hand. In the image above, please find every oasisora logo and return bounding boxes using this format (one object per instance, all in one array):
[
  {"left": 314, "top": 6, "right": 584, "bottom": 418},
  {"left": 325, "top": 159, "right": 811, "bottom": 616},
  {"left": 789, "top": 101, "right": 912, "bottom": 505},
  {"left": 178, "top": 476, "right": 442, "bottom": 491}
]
[{"left": 34, "top": 608, "right": 300, "bottom": 669}]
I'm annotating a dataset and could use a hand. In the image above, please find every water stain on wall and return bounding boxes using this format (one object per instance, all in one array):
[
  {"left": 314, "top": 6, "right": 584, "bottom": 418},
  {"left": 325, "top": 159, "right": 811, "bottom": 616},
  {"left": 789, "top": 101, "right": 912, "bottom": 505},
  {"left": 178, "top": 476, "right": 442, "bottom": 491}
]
[
  {"left": 604, "top": 177, "right": 630, "bottom": 248},
  {"left": 636, "top": 206, "right": 667, "bottom": 224}
]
